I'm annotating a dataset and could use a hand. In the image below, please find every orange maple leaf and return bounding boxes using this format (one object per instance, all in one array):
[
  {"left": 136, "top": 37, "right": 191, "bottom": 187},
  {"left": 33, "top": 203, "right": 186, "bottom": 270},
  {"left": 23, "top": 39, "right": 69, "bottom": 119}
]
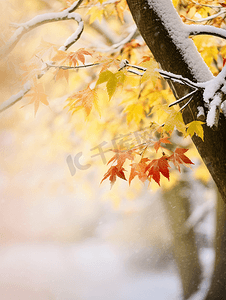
[
  {"left": 52, "top": 48, "right": 93, "bottom": 67},
  {"left": 129, "top": 158, "right": 150, "bottom": 185},
  {"left": 154, "top": 136, "right": 171, "bottom": 153},
  {"left": 23, "top": 82, "right": 49, "bottom": 115},
  {"left": 66, "top": 86, "right": 100, "bottom": 117},
  {"left": 107, "top": 149, "right": 135, "bottom": 168},
  {"left": 100, "top": 165, "right": 127, "bottom": 187},
  {"left": 168, "top": 148, "right": 194, "bottom": 172},
  {"left": 146, "top": 155, "right": 170, "bottom": 185},
  {"left": 54, "top": 68, "right": 69, "bottom": 82}
]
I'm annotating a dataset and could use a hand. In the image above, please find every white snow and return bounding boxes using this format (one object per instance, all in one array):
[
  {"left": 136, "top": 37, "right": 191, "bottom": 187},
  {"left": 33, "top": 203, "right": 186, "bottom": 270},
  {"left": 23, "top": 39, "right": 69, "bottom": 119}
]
[
  {"left": 221, "top": 100, "right": 226, "bottom": 116},
  {"left": 206, "top": 93, "right": 221, "bottom": 127},
  {"left": 187, "top": 24, "right": 226, "bottom": 40},
  {"left": 0, "top": 241, "right": 181, "bottom": 300},
  {"left": 197, "top": 106, "right": 205, "bottom": 118},
  {"left": 0, "top": 81, "right": 31, "bottom": 113},
  {"left": 147, "top": 0, "right": 213, "bottom": 82}
]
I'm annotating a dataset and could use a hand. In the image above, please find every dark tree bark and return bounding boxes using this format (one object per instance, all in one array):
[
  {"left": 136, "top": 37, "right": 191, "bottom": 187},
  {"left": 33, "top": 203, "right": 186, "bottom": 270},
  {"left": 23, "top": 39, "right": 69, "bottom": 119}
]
[
  {"left": 205, "top": 191, "right": 226, "bottom": 300},
  {"left": 126, "top": 0, "right": 226, "bottom": 299},
  {"left": 162, "top": 181, "right": 201, "bottom": 299}
]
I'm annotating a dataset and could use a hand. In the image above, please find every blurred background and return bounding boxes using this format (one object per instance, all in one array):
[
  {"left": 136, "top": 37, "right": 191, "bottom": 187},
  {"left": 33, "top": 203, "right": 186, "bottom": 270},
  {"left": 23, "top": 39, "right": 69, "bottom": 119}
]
[{"left": 0, "top": 0, "right": 218, "bottom": 299}]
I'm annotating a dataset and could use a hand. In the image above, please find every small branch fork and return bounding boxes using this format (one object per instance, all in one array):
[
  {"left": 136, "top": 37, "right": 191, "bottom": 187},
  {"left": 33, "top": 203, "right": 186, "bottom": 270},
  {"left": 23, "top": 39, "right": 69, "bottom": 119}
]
[
  {"left": 0, "top": 0, "right": 84, "bottom": 113},
  {"left": 187, "top": 1, "right": 226, "bottom": 23},
  {"left": 0, "top": 0, "right": 84, "bottom": 57},
  {"left": 119, "top": 59, "right": 226, "bottom": 128},
  {"left": 119, "top": 60, "right": 204, "bottom": 112}
]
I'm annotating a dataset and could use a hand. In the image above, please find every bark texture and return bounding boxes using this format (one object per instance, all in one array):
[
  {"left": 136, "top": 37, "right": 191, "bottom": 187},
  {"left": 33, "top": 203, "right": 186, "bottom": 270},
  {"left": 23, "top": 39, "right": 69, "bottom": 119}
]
[
  {"left": 162, "top": 181, "right": 201, "bottom": 299},
  {"left": 126, "top": 0, "right": 226, "bottom": 299}
]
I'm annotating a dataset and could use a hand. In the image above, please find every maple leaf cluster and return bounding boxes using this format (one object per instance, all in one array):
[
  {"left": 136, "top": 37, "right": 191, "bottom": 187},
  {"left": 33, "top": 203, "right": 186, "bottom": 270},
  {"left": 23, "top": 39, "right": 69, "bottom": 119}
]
[{"left": 101, "top": 136, "right": 194, "bottom": 187}]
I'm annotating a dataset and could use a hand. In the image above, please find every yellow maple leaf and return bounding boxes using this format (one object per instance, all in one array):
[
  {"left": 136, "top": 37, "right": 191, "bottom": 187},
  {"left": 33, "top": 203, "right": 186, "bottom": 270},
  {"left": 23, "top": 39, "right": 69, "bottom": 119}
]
[
  {"left": 140, "top": 60, "right": 159, "bottom": 84},
  {"left": 87, "top": 7, "right": 104, "bottom": 24},
  {"left": 124, "top": 103, "right": 145, "bottom": 125},
  {"left": 158, "top": 105, "right": 186, "bottom": 134},
  {"left": 186, "top": 120, "right": 205, "bottom": 141}
]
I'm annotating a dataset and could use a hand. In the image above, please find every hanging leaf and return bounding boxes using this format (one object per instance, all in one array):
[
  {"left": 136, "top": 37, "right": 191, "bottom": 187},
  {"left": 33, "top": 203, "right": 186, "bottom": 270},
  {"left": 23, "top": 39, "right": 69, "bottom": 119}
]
[
  {"left": 65, "top": 86, "right": 100, "bottom": 117},
  {"left": 22, "top": 82, "right": 49, "bottom": 116},
  {"left": 186, "top": 121, "right": 205, "bottom": 141}
]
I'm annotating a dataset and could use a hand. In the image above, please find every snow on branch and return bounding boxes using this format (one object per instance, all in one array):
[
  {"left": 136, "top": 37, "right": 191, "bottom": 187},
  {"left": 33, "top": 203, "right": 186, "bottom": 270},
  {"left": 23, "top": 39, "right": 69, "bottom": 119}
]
[
  {"left": 185, "top": 24, "right": 226, "bottom": 40},
  {"left": 0, "top": 0, "right": 84, "bottom": 57},
  {"left": 158, "top": 68, "right": 226, "bottom": 128},
  {"left": 0, "top": 0, "right": 84, "bottom": 114},
  {"left": 186, "top": 2, "right": 226, "bottom": 23},
  {"left": 0, "top": 82, "right": 31, "bottom": 113}
]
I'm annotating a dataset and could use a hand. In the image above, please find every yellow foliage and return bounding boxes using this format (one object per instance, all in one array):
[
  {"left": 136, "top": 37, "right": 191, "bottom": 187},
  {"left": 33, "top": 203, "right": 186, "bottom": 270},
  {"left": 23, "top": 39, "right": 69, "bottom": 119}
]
[
  {"left": 172, "top": 0, "right": 179, "bottom": 8},
  {"left": 186, "top": 121, "right": 205, "bottom": 141}
]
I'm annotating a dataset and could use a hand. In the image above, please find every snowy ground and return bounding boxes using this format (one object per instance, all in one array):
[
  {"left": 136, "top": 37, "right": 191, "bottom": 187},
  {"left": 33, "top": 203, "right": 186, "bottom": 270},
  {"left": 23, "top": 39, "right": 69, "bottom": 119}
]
[{"left": 0, "top": 239, "right": 182, "bottom": 300}]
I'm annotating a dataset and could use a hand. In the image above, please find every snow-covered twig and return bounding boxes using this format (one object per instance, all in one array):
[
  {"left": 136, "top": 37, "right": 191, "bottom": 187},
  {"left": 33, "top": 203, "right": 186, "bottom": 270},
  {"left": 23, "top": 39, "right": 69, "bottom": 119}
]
[
  {"left": 157, "top": 69, "right": 204, "bottom": 89},
  {"left": 191, "top": 0, "right": 222, "bottom": 10},
  {"left": 46, "top": 62, "right": 101, "bottom": 70},
  {"left": 127, "top": 69, "right": 144, "bottom": 76},
  {"left": 169, "top": 89, "right": 198, "bottom": 107},
  {"left": 0, "top": 0, "right": 84, "bottom": 57},
  {"left": 158, "top": 67, "right": 226, "bottom": 127},
  {"left": 186, "top": 9, "right": 226, "bottom": 23},
  {"left": 179, "top": 94, "right": 196, "bottom": 112},
  {"left": 0, "top": 82, "right": 31, "bottom": 113},
  {"left": 0, "top": 0, "right": 84, "bottom": 114},
  {"left": 186, "top": 24, "right": 226, "bottom": 41}
]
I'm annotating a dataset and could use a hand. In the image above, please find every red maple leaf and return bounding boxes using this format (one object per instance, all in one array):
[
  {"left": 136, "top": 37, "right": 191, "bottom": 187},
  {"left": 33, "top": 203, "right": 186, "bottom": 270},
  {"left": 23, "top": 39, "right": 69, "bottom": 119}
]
[
  {"left": 146, "top": 155, "right": 170, "bottom": 185},
  {"left": 168, "top": 148, "right": 194, "bottom": 172},
  {"left": 153, "top": 136, "right": 171, "bottom": 153},
  {"left": 129, "top": 158, "right": 150, "bottom": 185},
  {"left": 100, "top": 165, "right": 127, "bottom": 187}
]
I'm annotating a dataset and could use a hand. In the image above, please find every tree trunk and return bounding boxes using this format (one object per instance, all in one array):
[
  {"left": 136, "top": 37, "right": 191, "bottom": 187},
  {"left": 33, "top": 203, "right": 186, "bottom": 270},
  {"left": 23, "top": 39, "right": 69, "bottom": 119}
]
[
  {"left": 205, "top": 191, "right": 226, "bottom": 300},
  {"left": 162, "top": 180, "right": 201, "bottom": 299},
  {"left": 126, "top": 0, "right": 226, "bottom": 298},
  {"left": 126, "top": 0, "right": 226, "bottom": 202}
]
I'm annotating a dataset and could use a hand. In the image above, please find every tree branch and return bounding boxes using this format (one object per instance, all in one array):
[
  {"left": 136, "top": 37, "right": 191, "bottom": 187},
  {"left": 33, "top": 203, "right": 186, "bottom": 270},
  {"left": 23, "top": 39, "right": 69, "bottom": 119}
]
[
  {"left": 0, "top": 0, "right": 84, "bottom": 57},
  {"left": 186, "top": 24, "right": 226, "bottom": 40},
  {"left": 0, "top": 0, "right": 84, "bottom": 113},
  {"left": 0, "top": 82, "right": 31, "bottom": 113},
  {"left": 186, "top": 10, "right": 226, "bottom": 23}
]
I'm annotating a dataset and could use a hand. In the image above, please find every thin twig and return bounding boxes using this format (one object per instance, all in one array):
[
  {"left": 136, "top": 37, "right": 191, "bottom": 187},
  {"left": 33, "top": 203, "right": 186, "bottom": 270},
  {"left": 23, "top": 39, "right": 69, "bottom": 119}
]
[
  {"left": 47, "top": 62, "right": 101, "bottom": 70},
  {"left": 179, "top": 94, "right": 195, "bottom": 111},
  {"left": 185, "top": 9, "right": 226, "bottom": 23},
  {"left": 191, "top": 0, "right": 222, "bottom": 9},
  {"left": 169, "top": 89, "right": 198, "bottom": 107},
  {"left": 157, "top": 69, "right": 204, "bottom": 89}
]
